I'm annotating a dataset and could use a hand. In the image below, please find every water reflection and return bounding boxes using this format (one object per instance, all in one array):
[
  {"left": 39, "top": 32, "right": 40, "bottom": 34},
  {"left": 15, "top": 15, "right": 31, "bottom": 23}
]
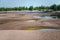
[
  {"left": 33, "top": 15, "right": 59, "bottom": 19},
  {"left": 25, "top": 20, "right": 36, "bottom": 22}
]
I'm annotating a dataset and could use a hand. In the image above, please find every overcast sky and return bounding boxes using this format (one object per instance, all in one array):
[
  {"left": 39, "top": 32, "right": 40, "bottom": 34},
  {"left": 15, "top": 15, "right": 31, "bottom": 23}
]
[{"left": 0, "top": 0, "right": 60, "bottom": 7}]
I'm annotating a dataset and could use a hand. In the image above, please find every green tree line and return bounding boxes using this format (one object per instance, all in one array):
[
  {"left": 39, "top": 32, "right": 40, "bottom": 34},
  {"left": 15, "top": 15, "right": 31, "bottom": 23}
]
[{"left": 0, "top": 4, "right": 60, "bottom": 11}]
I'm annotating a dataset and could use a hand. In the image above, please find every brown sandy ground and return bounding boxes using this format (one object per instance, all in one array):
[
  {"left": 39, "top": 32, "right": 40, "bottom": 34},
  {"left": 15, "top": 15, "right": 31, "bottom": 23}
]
[
  {"left": 0, "top": 30, "right": 60, "bottom": 40},
  {"left": 0, "top": 13, "right": 60, "bottom": 30}
]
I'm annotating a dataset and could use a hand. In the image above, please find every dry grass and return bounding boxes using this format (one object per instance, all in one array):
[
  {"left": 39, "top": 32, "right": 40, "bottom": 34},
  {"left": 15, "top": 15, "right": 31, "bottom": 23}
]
[
  {"left": 20, "top": 26, "right": 60, "bottom": 30},
  {"left": 20, "top": 26, "right": 48, "bottom": 30}
]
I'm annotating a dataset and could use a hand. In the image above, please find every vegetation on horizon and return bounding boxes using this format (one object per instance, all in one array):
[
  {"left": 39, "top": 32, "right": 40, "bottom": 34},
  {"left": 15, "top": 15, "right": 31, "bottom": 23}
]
[{"left": 0, "top": 4, "right": 60, "bottom": 11}]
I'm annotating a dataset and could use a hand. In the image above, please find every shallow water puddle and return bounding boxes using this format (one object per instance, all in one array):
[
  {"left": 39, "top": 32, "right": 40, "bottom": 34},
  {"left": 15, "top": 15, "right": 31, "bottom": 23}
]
[
  {"left": 39, "top": 27, "right": 60, "bottom": 30},
  {"left": 25, "top": 20, "right": 36, "bottom": 22},
  {"left": 33, "top": 16, "right": 52, "bottom": 19}
]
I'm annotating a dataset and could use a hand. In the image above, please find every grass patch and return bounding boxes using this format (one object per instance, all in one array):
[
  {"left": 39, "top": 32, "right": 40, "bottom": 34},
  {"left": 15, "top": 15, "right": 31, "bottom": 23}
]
[
  {"left": 20, "top": 26, "right": 60, "bottom": 30},
  {"left": 20, "top": 26, "right": 47, "bottom": 30}
]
